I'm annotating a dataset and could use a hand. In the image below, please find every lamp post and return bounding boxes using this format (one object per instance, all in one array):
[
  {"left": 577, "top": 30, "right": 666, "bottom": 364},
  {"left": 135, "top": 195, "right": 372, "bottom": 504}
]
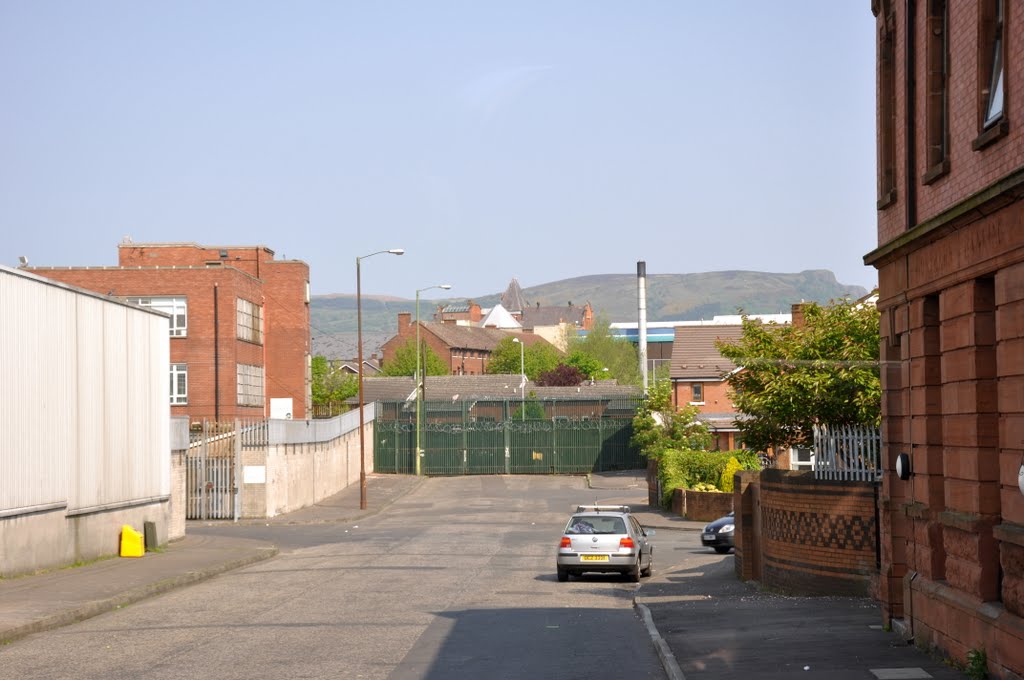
[
  {"left": 357, "top": 248, "right": 404, "bottom": 509},
  {"left": 512, "top": 337, "right": 525, "bottom": 421},
  {"left": 415, "top": 283, "right": 451, "bottom": 476}
]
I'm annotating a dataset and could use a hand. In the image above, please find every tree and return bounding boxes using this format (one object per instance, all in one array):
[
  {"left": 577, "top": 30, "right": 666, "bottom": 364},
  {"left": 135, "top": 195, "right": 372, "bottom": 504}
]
[
  {"left": 716, "top": 298, "right": 881, "bottom": 454},
  {"left": 566, "top": 350, "right": 603, "bottom": 380},
  {"left": 487, "top": 337, "right": 561, "bottom": 379},
  {"left": 536, "top": 364, "right": 586, "bottom": 386},
  {"left": 310, "top": 355, "right": 359, "bottom": 407},
  {"left": 631, "top": 379, "right": 711, "bottom": 458},
  {"left": 380, "top": 339, "right": 449, "bottom": 377},
  {"left": 511, "top": 391, "right": 546, "bottom": 420},
  {"left": 567, "top": 316, "right": 640, "bottom": 385}
]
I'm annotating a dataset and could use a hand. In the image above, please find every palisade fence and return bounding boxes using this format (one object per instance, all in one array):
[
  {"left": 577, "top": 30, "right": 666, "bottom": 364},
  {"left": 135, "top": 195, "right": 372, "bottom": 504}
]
[
  {"left": 186, "top": 418, "right": 267, "bottom": 520},
  {"left": 373, "top": 397, "right": 644, "bottom": 476},
  {"left": 813, "top": 423, "right": 882, "bottom": 482}
]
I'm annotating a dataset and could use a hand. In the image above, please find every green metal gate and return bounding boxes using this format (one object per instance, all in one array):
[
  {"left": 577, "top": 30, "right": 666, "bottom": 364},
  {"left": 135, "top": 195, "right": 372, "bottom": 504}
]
[{"left": 373, "top": 397, "right": 643, "bottom": 475}]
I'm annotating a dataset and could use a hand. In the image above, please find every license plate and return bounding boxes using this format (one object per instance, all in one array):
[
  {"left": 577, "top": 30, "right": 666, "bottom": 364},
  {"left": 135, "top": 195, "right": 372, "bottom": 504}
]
[
  {"left": 580, "top": 554, "right": 609, "bottom": 562},
  {"left": 703, "top": 533, "right": 716, "bottom": 541}
]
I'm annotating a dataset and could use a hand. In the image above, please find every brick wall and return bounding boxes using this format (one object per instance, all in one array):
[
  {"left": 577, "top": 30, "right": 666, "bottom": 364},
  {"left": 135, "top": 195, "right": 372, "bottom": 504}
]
[
  {"left": 670, "top": 488, "right": 732, "bottom": 522},
  {"left": 734, "top": 469, "right": 878, "bottom": 597}
]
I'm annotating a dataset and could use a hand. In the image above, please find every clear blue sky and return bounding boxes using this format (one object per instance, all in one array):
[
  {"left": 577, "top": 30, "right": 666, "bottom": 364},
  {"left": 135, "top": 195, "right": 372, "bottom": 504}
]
[{"left": 1, "top": 2, "right": 878, "bottom": 299}]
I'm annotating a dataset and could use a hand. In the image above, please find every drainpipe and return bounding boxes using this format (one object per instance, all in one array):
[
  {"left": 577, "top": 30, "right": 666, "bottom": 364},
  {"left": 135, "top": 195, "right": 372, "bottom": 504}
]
[{"left": 214, "top": 283, "right": 220, "bottom": 422}]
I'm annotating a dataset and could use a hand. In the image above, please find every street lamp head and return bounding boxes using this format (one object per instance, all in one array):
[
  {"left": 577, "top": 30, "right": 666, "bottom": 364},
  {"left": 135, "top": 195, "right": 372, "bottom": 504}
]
[
  {"left": 439, "top": 284, "right": 452, "bottom": 290},
  {"left": 512, "top": 337, "right": 521, "bottom": 344},
  {"left": 388, "top": 249, "right": 405, "bottom": 255}
]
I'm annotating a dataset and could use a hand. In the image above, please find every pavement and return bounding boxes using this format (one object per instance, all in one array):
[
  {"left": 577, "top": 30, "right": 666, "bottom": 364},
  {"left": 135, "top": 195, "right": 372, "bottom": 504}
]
[{"left": 0, "top": 471, "right": 967, "bottom": 679}]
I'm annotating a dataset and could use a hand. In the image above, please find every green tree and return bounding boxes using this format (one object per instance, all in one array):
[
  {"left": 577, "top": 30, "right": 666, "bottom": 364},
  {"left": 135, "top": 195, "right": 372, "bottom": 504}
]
[
  {"left": 380, "top": 339, "right": 449, "bottom": 377},
  {"left": 487, "top": 337, "right": 561, "bottom": 380},
  {"left": 568, "top": 316, "right": 640, "bottom": 385},
  {"left": 716, "top": 298, "right": 881, "bottom": 454},
  {"left": 511, "top": 391, "right": 546, "bottom": 420},
  {"left": 566, "top": 350, "right": 603, "bottom": 380},
  {"left": 630, "top": 379, "right": 712, "bottom": 459},
  {"left": 310, "top": 355, "right": 359, "bottom": 407}
]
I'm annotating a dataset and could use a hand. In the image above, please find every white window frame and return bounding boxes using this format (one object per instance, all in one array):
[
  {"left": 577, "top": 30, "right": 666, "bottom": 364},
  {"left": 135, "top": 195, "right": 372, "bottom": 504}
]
[
  {"left": 127, "top": 296, "right": 187, "bottom": 337},
  {"left": 236, "top": 298, "right": 264, "bottom": 345},
  {"left": 689, "top": 382, "right": 705, "bottom": 405},
  {"left": 170, "top": 363, "right": 188, "bottom": 405},
  {"left": 237, "top": 363, "right": 265, "bottom": 407},
  {"left": 791, "top": 446, "right": 815, "bottom": 471}
]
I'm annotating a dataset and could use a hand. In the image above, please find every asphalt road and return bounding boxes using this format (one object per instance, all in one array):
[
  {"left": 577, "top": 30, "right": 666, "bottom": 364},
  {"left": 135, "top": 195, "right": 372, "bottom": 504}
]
[{"left": 0, "top": 476, "right": 699, "bottom": 680}]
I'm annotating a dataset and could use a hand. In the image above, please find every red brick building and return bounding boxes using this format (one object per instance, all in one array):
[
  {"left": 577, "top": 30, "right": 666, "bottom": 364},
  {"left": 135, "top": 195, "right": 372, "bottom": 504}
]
[
  {"left": 382, "top": 313, "right": 554, "bottom": 375},
  {"left": 865, "top": 1, "right": 1024, "bottom": 674},
  {"left": 30, "top": 242, "right": 311, "bottom": 422},
  {"left": 669, "top": 325, "right": 745, "bottom": 451}
]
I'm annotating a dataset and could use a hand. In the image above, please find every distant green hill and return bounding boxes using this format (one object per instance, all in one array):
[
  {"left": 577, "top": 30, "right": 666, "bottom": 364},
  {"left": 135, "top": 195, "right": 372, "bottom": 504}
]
[{"left": 310, "top": 270, "right": 869, "bottom": 357}]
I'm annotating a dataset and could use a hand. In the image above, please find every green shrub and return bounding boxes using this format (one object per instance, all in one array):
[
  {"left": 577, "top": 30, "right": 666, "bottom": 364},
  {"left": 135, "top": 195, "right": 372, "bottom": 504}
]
[
  {"left": 691, "top": 482, "right": 721, "bottom": 492},
  {"left": 657, "top": 449, "right": 760, "bottom": 508},
  {"left": 720, "top": 457, "right": 744, "bottom": 493}
]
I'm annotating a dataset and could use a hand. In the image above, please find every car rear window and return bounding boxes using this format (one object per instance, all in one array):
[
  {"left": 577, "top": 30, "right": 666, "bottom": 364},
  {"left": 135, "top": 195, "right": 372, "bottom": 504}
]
[{"left": 566, "top": 516, "right": 626, "bottom": 534}]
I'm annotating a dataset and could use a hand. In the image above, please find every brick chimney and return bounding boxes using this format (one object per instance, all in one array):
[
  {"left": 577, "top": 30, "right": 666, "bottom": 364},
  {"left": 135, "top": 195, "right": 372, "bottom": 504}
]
[
  {"left": 398, "top": 312, "right": 412, "bottom": 333},
  {"left": 791, "top": 302, "right": 809, "bottom": 328},
  {"left": 469, "top": 301, "right": 482, "bottom": 323}
]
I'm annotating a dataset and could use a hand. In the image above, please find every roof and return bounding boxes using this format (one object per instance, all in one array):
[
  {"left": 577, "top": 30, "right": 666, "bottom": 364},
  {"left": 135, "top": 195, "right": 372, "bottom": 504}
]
[
  {"left": 352, "top": 375, "right": 641, "bottom": 403},
  {"left": 500, "top": 278, "right": 528, "bottom": 313},
  {"left": 521, "top": 303, "right": 588, "bottom": 329},
  {"left": 669, "top": 325, "right": 745, "bottom": 380},
  {"left": 478, "top": 303, "right": 521, "bottom": 329},
  {"left": 423, "top": 323, "right": 517, "bottom": 351}
]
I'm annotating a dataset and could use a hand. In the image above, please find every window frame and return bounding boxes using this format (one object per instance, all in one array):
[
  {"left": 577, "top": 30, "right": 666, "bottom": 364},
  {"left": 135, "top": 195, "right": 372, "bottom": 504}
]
[
  {"left": 690, "top": 382, "right": 704, "bottom": 404},
  {"left": 127, "top": 296, "right": 188, "bottom": 337},
  {"left": 877, "top": 10, "right": 898, "bottom": 207},
  {"left": 973, "top": 0, "right": 1009, "bottom": 149},
  {"left": 236, "top": 298, "right": 264, "bottom": 345},
  {"left": 236, "top": 363, "right": 265, "bottom": 407},
  {"left": 170, "top": 363, "right": 188, "bottom": 405},
  {"left": 923, "top": 0, "right": 950, "bottom": 184}
]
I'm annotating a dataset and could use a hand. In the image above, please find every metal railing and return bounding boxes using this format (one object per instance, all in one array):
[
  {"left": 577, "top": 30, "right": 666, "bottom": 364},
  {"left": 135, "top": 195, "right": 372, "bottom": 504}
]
[{"left": 813, "top": 424, "right": 881, "bottom": 482}]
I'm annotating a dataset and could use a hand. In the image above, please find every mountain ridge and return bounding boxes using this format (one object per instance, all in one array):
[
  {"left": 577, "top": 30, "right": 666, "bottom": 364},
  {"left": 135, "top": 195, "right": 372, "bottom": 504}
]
[{"left": 309, "top": 269, "right": 872, "bottom": 357}]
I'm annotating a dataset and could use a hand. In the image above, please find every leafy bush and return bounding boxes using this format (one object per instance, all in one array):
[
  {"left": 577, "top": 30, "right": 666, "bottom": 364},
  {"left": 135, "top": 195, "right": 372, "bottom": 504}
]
[
  {"left": 720, "top": 457, "right": 744, "bottom": 493},
  {"left": 691, "top": 482, "right": 721, "bottom": 493},
  {"left": 657, "top": 449, "right": 761, "bottom": 508}
]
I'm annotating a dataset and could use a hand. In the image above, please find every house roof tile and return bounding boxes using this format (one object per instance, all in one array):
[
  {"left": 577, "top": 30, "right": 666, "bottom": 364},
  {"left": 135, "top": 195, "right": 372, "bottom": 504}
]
[{"left": 669, "top": 325, "right": 745, "bottom": 380}]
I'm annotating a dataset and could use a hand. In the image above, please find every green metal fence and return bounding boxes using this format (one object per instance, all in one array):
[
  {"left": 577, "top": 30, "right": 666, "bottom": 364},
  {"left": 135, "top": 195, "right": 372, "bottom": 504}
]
[{"left": 373, "top": 397, "right": 644, "bottom": 475}]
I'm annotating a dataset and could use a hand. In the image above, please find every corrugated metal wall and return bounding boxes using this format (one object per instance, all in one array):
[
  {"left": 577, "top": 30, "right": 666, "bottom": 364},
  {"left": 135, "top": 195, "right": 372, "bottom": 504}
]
[{"left": 1, "top": 267, "right": 170, "bottom": 517}]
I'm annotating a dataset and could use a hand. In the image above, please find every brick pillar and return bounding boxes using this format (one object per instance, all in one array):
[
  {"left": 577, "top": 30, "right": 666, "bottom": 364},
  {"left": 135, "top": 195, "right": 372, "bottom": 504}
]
[
  {"left": 907, "top": 295, "right": 945, "bottom": 581},
  {"left": 879, "top": 323, "right": 909, "bottom": 621},
  {"left": 939, "top": 279, "right": 1000, "bottom": 602},
  {"left": 995, "top": 262, "right": 1024, "bottom": 618}
]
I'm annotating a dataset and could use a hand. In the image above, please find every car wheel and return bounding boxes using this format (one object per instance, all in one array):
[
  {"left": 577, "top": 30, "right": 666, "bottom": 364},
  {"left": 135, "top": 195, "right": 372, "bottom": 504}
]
[
  {"left": 557, "top": 568, "right": 569, "bottom": 582},
  {"left": 714, "top": 546, "right": 732, "bottom": 554},
  {"left": 628, "top": 555, "right": 641, "bottom": 583},
  {"left": 641, "top": 556, "right": 652, "bottom": 578}
]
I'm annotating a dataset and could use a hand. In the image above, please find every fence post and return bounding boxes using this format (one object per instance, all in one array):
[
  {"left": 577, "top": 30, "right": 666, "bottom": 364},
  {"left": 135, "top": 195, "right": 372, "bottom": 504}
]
[
  {"left": 234, "top": 418, "right": 241, "bottom": 522},
  {"left": 201, "top": 419, "right": 208, "bottom": 521}
]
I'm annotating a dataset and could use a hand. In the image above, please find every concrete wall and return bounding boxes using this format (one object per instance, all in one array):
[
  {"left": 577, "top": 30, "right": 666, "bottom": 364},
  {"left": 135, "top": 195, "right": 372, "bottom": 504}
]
[
  {"left": 241, "top": 422, "right": 373, "bottom": 518},
  {"left": 734, "top": 469, "right": 879, "bottom": 597}
]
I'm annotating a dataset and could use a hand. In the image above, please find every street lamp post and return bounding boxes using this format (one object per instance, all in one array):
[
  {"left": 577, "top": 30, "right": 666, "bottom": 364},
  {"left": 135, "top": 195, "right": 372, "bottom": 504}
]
[
  {"left": 357, "top": 248, "right": 404, "bottom": 510},
  {"left": 512, "top": 337, "right": 525, "bottom": 421},
  {"left": 415, "top": 283, "right": 451, "bottom": 476}
]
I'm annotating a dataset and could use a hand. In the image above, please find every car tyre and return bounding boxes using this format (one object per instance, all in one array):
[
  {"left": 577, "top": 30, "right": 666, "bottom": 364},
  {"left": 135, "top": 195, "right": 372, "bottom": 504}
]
[
  {"left": 641, "top": 557, "right": 652, "bottom": 578},
  {"left": 628, "top": 555, "right": 641, "bottom": 583},
  {"left": 557, "top": 568, "right": 569, "bottom": 582},
  {"left": 714, "top": 546, "right": 732, "bottom": 554}
]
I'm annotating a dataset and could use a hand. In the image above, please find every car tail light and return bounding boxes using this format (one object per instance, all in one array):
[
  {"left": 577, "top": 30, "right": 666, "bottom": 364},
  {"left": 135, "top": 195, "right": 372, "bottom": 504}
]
[
  {"left": 619, "top": 537, "right": 635, "bottom": 549},
  {"left": 560, "top": 537, "right": 572, "bottom": 549}
]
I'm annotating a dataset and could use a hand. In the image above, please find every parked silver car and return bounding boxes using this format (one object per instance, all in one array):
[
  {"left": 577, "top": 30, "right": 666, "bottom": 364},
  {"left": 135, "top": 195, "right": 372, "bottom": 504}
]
[{"left": 556, "top": 505, "right": 655, "bottom": 582}]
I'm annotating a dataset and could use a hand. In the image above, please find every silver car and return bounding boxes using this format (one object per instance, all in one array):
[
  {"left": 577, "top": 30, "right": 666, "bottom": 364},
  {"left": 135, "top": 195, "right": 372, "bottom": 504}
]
[{"left": 556, "top": 505, "right": 655, "bottom": 582}]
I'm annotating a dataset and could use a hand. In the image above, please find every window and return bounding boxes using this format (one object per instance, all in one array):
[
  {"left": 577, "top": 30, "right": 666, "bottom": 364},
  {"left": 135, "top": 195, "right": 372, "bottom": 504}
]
[
  {"left": 170, "top": 364, "right": 188, "bottom": 404},
  {"left": 691, "top": 383, "right": 704, "bottom": 403},
  {"left": 877, "top": 9, "right": 897, "bottom": 207},
  {"left": 127, "top": 297, "right": 187, "bottom": 337},
  {"left": 236, "top": 298, "right": 263, "bottom": 344},
  {"left": 923, "top": 0, "right": 949, "bottom": 183},
  {"left": 974, "top": 0, "right": 1008, "bottom": 148},
  {"left": 237, "top": 363, "right": 264, "bottom": 407},
  {"left": 791, "top": 447, "right": 815, "bottom": 471}
]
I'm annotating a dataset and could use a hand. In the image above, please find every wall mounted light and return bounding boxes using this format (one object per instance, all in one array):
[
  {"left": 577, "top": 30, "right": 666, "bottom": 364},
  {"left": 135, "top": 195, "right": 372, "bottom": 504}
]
[
  {"left": 1017, "top": 462, "right": 1024, "bottom": 496},
  {"left": 896, "top": 452, "right": 912, "bottom": 481}
]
